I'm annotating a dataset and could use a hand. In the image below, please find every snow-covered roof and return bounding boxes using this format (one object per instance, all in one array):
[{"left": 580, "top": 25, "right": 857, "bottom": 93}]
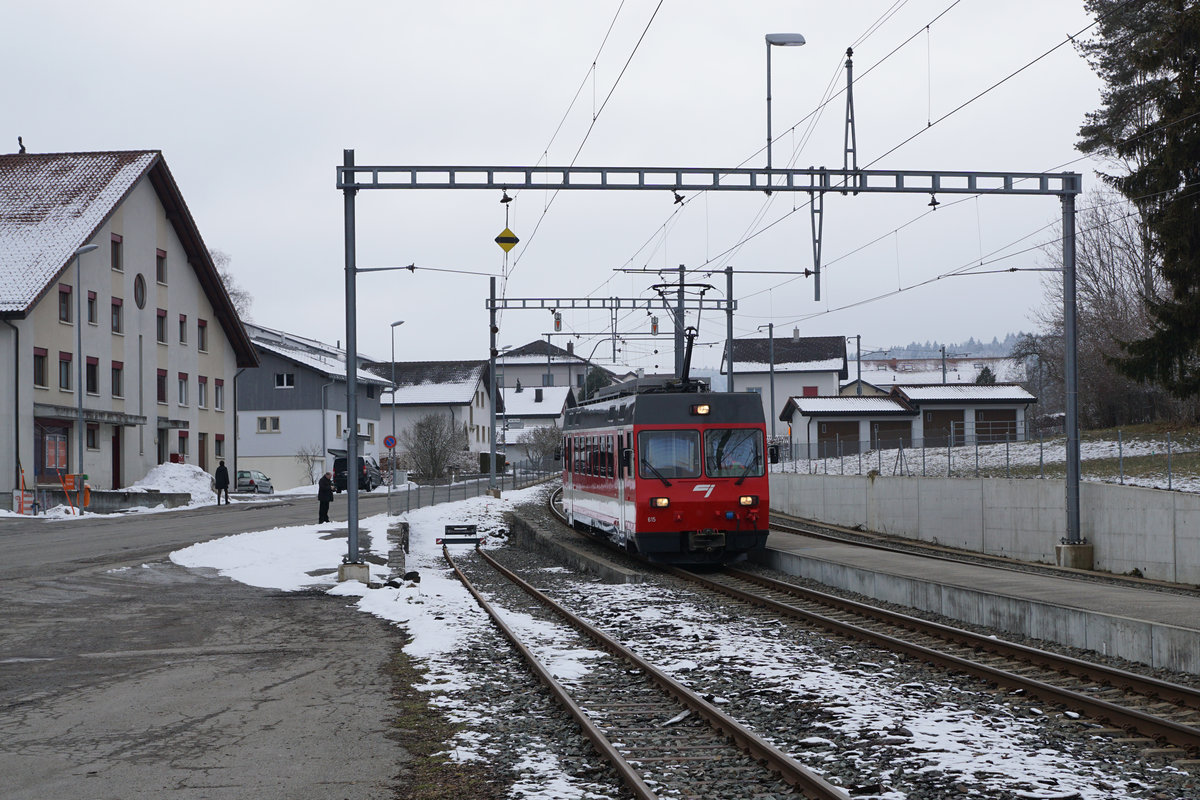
[
  {"left": 254, "top": 339, "right": 390, "bottom": 385},
  {"left": 724, "top": 335, "right": 847, "bottom": 376},
  {"left": 0, "top": 151, "right": 157, "bottom": 312},
  {"left": 738, "top": 358, "right": 846, "bottom": 374},
  {"left": 500, "top": 385, "right": 573, "bottom": 418},
  {"left": 783, "top": 396, "right": 915, "bottom": 418},
  {"left": 895, "top": 384, "right": 1036, "bottom": 404},
  {"left": 380, "top": 361, "right": 488, "bottom": 407}
]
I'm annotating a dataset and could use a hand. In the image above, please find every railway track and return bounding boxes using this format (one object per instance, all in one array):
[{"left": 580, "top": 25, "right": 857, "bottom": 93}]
[
  {"left": 547, "top": 487, "right": 1200, "bottom": 754},
  {"left": 442, "top": 543, "right": 850, "bottom": 800}
]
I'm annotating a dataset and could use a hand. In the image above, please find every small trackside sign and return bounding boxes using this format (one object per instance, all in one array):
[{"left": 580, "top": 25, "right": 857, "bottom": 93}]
[{"left": 693, "top": 484, "right": 716, "bottom": 498}]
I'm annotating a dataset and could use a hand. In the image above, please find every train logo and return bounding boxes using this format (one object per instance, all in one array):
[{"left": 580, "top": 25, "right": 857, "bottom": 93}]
[{"left": 693, "top": 484, "right": 716, "bottom": 498}]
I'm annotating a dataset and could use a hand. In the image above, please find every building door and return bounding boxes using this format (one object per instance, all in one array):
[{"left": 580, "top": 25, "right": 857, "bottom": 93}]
[
  {"left": 817, "top": 420, "right": 860, "bottom": 457},
  {"left": 157, "top": 428, "right": 168, "bottom": 464},
  {"left": 198, "top": 432, "right": 208, "bottom": 472},
  {"left": 111, "top": 426, "right": 122, "bottom": 489},
  {"left": 924, "top": 410, "right": 964, "bottom": 447}
]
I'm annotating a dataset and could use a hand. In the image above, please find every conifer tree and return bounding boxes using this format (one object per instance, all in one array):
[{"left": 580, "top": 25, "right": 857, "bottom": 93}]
[{"left": 1077, "top": 0, "right": 1200, "bottom": 398}]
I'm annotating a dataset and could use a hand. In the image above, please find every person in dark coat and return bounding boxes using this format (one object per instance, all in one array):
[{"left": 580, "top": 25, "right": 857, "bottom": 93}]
[
  {"left": 318, "top": 471, "right": 333, "bottom": 524},
  {"left": 214, "top": 460, "right": 230, "bottom": 505}
]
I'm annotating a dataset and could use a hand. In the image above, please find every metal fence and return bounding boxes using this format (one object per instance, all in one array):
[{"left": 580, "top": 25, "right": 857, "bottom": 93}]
[
  {"left": 386, "top": 467, "right": 556, "bottom": 515},
  {"left": 770, "top": 425, "right": 1200, "bottom": 488}
]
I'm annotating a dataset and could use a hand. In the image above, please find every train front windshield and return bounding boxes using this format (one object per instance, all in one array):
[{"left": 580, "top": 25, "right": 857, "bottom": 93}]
[
  {"left": 704, "top": 428, "right": 765, "bottom": 478},
  {"left": 638, "top": 430, "right": 701, "bottom": 479}
]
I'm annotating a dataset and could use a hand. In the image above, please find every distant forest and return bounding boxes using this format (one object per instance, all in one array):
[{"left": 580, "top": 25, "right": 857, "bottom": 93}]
[{"left": 877, "top": 333, "right": 1024, "bottom": 359}]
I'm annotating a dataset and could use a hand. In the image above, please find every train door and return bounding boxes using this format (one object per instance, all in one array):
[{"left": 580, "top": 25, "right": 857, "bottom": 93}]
[{"left": 616, "top": 432, "right": 628, "bottom": 545}]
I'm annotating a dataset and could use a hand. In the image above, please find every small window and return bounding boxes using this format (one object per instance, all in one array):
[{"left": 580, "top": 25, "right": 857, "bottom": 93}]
[
  {"left": 178, "top": 432, "right": 189, "bottom": 457},
  {"left": 86, "top": 358, "right": 99, "bottom": 395},
  {"left": 367, "top": 422, "right": 375, "bottom": 443},
  {"left": 87, "top": 292, "right": 97, "bottom": 325},
  {"left": 366, "top": 384, "right": 375, "bottom": 399},
  {"left": 179, "top": 314, "right": 187, "bottom": 344},
  {"left": 133, "top": 274, "right": 146, "bottom": 308},
  {"left": 197, "top": 376, "right": 207, "bottom": 408},
  {"left": 33, "top": 349, "right": 48, "bottom": 388},
  {"left": 275, "top": 373, "right": 295, "bottom": 389},
  {"left": 178, "top": 373, "right": 189, "bottom": 406},
  {"left": 112, "top": 362, "right": 124, "bottom": 398},
  {"left": 156, "top": 309, "right": 167, "bottom": 343},
  {"left": 111, "top": 298, "right": 123, "bottom": 333},
  {"left": 86, "top": 423, "right": 100, "bottom": 450},
  {"left": 802, "top": 386, "right": 819, "bottom": 397},
  {"left": 157, "top": 369, "right": 168, "bottom": 404},
  {"left": 214, "top": 380, "right": 224, "bottom": 411},
  {"left": 156, "top": 249, "right": 167, "bottom": 284},
  {"left": 197, "top": 319, "right": 208, "bottom": 351},
  {"left": 111, "top": 234, "right": 123, "bottom": 271},
  {"left": 59, "top": 353, "right": 72, "bottom": 391},
  {"left": 58, "top": 285, "right": 72, "bottom": 323},
  {"left": 215, "top": 435, "right": 225, "bottom": 458}
]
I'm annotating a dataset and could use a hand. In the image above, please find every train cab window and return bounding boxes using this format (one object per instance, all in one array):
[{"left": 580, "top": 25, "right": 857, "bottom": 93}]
[
  {"left": 704, "top": 428, "right": 765, "bottom": 478},
  {"left": 638, "top": 430, "right": 701, "bottom": 479}
]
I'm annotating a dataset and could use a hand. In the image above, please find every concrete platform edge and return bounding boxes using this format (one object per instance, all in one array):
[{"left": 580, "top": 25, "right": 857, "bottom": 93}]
[
  {"left": 750, "top": 546, "right": 1200, "bottom": 675},
  {"left": 507, "top": 513, "right": 645, "bottom": 584}
]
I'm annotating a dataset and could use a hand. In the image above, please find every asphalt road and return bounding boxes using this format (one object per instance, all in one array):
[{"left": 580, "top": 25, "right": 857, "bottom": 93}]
[{"left": 0, "top": 491, "right": 407, "bottom": 799}]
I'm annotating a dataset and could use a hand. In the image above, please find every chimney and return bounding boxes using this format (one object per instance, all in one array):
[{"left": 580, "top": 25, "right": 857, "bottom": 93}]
[
  {"left": 515, "top": 379, "right": 522, "bottom": 393},
  {"left": 792, "top": 328, "right": 799, "bottom": 342},
  {"left": 566, "top": 341, "right": 574, "bottom": 355},
  {"left": 535, "top": 388, "right": 543, "bottom": 403}
]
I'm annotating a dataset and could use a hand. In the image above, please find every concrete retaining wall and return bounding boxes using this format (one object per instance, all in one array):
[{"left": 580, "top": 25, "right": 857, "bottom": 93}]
[
  {"left": 5, "top": 489, "right": 192, "bottom": 515},
  {"left": 770, "top": 473, "right": 1200, "bottom": 585}
]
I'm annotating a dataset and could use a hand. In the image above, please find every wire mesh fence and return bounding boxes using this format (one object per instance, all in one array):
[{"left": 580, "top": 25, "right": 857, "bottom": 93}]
[
  {"left": 769, "top": 426, "right": 1200, "bottom": 491},
  {"left": 386, "top": 466, "right": 556, "bottom": 515}
]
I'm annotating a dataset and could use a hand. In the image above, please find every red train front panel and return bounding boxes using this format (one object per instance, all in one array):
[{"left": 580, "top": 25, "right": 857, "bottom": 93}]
[
  {"left": 625, "top": 420, "right": 768, "bottom": 563},
  {"left": 563, "top": 393, "right": 769, "bottom": 565}
]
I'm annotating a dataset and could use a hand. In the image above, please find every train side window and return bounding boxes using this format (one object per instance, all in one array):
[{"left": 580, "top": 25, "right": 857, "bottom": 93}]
[{"left": 608, "top": 434, "right": 615, "bottom": 477}]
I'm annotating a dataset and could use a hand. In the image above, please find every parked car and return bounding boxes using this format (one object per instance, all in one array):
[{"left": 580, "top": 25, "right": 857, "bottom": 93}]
[
  {"left": 236, "top": 469, "right": 274, "bottom": 494},
  {"left": 333, "top": 455, "right": 382, "bottom": 492}
]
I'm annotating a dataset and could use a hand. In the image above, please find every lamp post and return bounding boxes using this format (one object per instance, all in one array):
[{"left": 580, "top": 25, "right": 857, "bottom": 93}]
[
  {"left": 73, "top": 243, "right": 99, "bottom": 507},
  {"left": 765, "top": 33, "right": 806, "bottom": 174},
  {"left": 389, "top": 320, "right": 404, "bottom": 489}
]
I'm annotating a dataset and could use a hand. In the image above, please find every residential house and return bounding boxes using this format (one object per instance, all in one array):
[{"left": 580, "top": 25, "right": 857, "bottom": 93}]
[
  {"left": 498, "top": 382, "right": 575, "bottom": 468},
  {"left": 236, "top": 323, "right": 390, "bottom": 490},
  {"left": 780, "top": 383, "right": 1037, "bottom": 459},
  {"left": 496, "top": 339, "right": 612, "bottom": 395},
  {"left": 722, "top": 332, "right": 848, "bottom": 437},
  {"left": 0, "top": 149, "right": 257, "bottom": 503},
  {"left": 372, "top": 360, "right": 498, "bottom": 467}
]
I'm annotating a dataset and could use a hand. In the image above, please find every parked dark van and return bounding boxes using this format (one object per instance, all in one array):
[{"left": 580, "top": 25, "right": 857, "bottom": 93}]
[{"left": 333, "top": 455, "right": 382, "bottom": 492}]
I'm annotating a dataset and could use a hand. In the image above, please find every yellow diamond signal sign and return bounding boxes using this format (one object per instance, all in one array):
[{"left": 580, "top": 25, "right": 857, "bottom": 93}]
[{"left": 495, "top": 227, "right": 519, "bottom": 252}]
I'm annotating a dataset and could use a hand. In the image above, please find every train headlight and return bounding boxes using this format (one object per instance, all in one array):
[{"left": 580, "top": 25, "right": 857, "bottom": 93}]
[
  {"left": 690, "top": 403, "right": 711, "bottom": 416},
  {"left": 739, "top": 495, "right": 758, "bottom": 507},
  {"left": 651, "top": 497, "right": 670, "bottom": 508}
]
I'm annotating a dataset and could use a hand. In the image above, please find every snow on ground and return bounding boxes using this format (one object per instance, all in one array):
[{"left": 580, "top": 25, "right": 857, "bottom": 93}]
[
  {"left": 777, "top": 434, "right": 1200, "bottom": 493},
  {"left": 168, "top": 488, "right": 1182, "bottom": 799}
]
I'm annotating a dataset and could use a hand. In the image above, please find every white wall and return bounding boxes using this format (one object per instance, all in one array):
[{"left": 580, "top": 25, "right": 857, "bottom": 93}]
[{"left": 770, "top": 472, "right": 1200, "bottom": 584}]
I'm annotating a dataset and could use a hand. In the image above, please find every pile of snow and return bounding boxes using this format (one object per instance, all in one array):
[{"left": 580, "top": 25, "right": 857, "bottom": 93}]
[{"left": 128, "top": 462, "right": 215, "bottom": 501}]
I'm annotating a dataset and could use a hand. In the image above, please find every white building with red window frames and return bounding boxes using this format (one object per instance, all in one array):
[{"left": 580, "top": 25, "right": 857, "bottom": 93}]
[{"left": 0, "top": 149, "right": 258, "bottom": 501}]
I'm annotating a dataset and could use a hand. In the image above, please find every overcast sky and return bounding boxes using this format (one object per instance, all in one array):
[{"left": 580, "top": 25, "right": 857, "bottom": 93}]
[{"left": 7, "top": 1, "right": 1103, "bottom": 370}]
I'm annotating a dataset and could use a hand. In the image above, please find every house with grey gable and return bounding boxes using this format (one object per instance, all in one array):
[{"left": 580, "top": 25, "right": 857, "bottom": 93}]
[
  {"left": 237, "top": 323, "right": 389, "bottom": 490},
  {"left": 496, "top": 339, "right": 613, "bottom": 394},
  {"left": 722, "top": 332, "right": 848, "bottom": 438},
  {"left": 780, "top": 383, "right": 1036, "bottom": 459},
  {"left": 371, "top": 360, "right": 499, "bottom": 468},
  {"left": 498, "top": 382, "right": 575, "bottom": 468}
]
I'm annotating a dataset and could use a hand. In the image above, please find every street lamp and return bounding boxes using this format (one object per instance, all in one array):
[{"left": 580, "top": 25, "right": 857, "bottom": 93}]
[
  {"left": 74, "top": 243, "right": 99, "bottom": 510},
  {"left": 389, "top": 320, "right": 404, "bottom": 489},
  {"left": 765, "top": 32, "right": 806, "bottom": 175}
]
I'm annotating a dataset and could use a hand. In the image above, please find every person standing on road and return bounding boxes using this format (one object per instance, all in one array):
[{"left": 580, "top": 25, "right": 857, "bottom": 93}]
[
  {"left": 318, "top": 471, "right": 333, "bottom": 524},
  {"left": 214, "top": 460, "right": 230, "bottom": 505}
]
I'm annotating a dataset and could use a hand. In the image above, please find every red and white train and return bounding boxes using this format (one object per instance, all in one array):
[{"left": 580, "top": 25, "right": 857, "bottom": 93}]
[{"left": 561, "top": 388, "right": 769, "bottom": 565}]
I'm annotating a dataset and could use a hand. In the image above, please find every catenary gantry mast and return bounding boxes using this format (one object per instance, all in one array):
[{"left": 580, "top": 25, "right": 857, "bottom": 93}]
[{"left": 338, "top": 152, "right": 1083, "bottom": 565}]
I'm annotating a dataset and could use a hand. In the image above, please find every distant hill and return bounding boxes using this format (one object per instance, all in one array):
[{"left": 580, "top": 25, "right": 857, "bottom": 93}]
[{"left": 878, "top": 333, "right": 1024, "bottom": 359}]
